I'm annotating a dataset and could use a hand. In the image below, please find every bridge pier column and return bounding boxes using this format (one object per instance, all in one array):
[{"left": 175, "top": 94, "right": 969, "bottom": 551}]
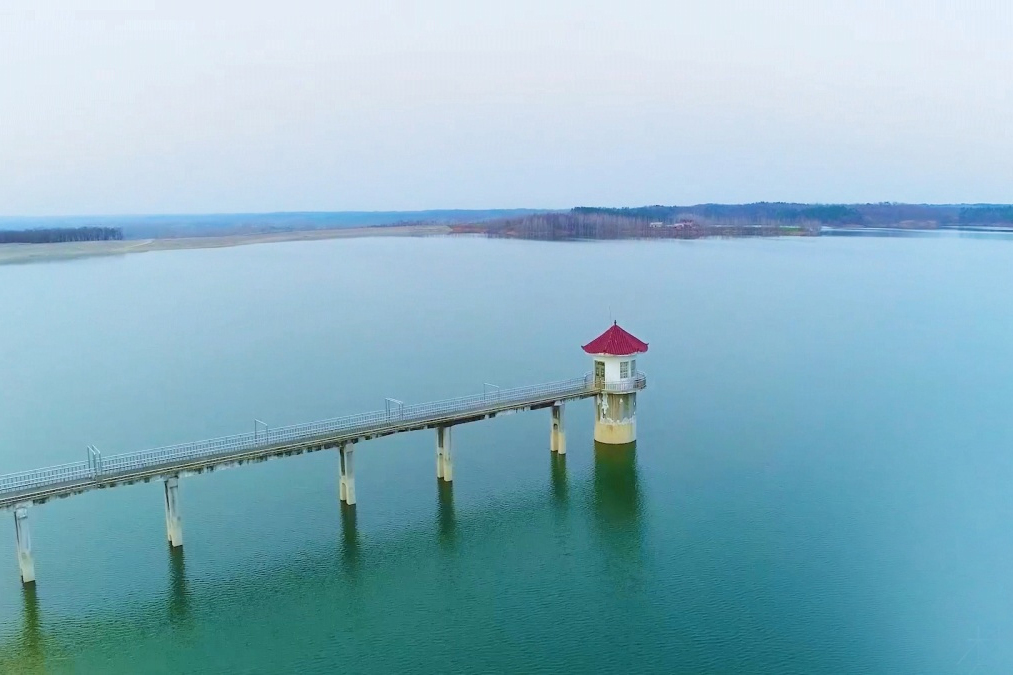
[
  {"left": 551, "top": 403, "right": 566, "bottom": 455},
  {"left": 14, "top": 507, "right": 35, "bottom": 584},
  {"left": 436, "top": 426, "right": 453, "bottom": 482},
  {"left": 339, "top": 442, "right": 356, "bottom": 506},
  {"left": 163, "top": 476, "right": 183, "bottom": 548}
]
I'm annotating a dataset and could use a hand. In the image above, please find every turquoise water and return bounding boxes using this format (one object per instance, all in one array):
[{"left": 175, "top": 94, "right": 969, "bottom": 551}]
[{"left": 2, "top": 234, "right": 1013, "bottom": 673}]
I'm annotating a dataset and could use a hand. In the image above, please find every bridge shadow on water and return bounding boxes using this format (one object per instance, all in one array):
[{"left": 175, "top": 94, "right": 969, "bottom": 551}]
[
  {"left": 551, "top": 452, "right": 569, "bottom": 506},
  {"left": 436, "top": 478, "right": 456, "bottom": 549},
  {"left": 0, "top": 583, "right": 46, "bottom": 674},
  {"left": 339, "top": 501, "right": 359, "bottom": 568},
  {"left": 333, "top": 477, "right": 459, "bottom": 566},
  {"left": 14, "top": 584, "right": 43, "bottom": 674},
  {"left": 1, "top": 441, "right": 645, "bottom": 669},
  {"left": 168, "top": 546, "right": 191, "bottom": 629}
]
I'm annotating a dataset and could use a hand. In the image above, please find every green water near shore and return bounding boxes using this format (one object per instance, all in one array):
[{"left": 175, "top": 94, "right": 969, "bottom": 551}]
[{"left": 2, "top": 235, "right": 1013, "bottom": 673}]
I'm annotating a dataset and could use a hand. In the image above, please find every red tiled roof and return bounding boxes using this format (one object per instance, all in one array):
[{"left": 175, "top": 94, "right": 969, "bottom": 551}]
[{"left": 582, "top": 322, "right": 648, "bottom": 356}]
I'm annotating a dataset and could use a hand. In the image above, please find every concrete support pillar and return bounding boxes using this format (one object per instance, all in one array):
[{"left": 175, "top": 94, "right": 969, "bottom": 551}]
[
  {"left": 551, "top": 403, "right": 566, "bottom": 454},
  {"left": 163, "top": 476, "right": 183, "bottom": 548},
  {"left": 14, "top": 507, "right": 35, "bottom": 584},
  {"left": 339, "top": 442, "right": 357, "bottom": 506},
  {"left": 436, "top": 426, "right": 453, "bottom": 482}
]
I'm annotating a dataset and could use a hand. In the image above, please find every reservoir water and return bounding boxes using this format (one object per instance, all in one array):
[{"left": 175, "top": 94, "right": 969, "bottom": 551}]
[{"left": 2, "top": 234, "right": 1013, "bottom": 673}]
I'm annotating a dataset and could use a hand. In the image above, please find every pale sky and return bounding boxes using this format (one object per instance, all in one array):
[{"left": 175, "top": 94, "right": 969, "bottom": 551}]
[{"left": 1, "top": 1, "right": 1010, "bottom": 215}]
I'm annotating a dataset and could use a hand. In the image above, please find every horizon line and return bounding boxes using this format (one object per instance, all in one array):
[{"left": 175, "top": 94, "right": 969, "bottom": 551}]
[{"left": 2, "top": 202, "right": 1012, "bottom": 221}]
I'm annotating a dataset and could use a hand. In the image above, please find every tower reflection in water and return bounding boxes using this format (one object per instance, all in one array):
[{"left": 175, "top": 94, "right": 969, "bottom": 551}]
[
  {"left": 591, "top": 441, "right": 644, "bottom": 572},
  {"left": 551, "top": 452, "right": 568, "bottom": 506}
]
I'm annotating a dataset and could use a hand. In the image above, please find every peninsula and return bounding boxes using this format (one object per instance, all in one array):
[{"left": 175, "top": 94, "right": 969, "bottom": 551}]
[{"left": 0, "top": 225, "right": 449, "bottom": 265}]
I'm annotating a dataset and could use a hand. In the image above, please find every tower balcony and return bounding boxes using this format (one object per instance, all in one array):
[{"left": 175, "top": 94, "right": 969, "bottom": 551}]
[{"left": 588, "top": 372, "right": 647, "bottom": 394}]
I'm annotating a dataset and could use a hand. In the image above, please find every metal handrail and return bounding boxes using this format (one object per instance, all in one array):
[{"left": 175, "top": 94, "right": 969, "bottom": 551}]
[
  {"left": 0, "top": 373, "right": 623, "bottom": 496},
  {"left": 0, "top": 461, "right": 92, "bottom": 493},
  {"left": 599, "top": 373, "right": 648, "bottom": 393}
]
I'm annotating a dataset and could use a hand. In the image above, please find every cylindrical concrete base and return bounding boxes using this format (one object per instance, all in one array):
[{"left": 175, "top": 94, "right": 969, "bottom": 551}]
[
  {"left": 594, "top": 392, "right": 637, "bottom": 445},
  {"left": 594, "top": 419, "right": 637, "bottom": 445}
]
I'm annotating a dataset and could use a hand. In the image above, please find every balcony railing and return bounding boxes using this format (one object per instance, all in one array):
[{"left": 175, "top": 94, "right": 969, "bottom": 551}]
[{"left": 596, "top": 373, "right": 648, "bottom": 393}]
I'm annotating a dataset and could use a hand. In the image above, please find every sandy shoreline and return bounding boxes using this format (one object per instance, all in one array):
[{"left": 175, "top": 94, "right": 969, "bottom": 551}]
[{"left": 0, "top": 225, "right": 451, "bottom": 265}]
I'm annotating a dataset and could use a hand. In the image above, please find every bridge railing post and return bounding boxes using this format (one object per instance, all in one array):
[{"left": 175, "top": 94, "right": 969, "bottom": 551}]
[
  {"left": 87, "top": 445, "right": 103, "bottom": 477},
  {"left": 254, "top": 419, "right": 269, "bottom": 444},
  {"left": 385, "top": 399, "right": 404, "bottom": 422}
]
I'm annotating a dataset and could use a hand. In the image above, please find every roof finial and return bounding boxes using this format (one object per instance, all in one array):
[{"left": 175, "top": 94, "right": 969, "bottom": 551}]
[{"left": 614, "top": 319, "right": 617, "bottom": 326}]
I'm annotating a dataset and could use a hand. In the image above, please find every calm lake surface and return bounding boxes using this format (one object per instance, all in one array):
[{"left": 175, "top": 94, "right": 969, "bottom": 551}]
[{"left": 2, "top": 234, "right": 1013, "bottom": 673}]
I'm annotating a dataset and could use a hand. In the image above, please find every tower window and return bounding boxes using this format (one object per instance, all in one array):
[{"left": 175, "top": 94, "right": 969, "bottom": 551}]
[
  {"left": 630, "top": 359, "right": 636, "bottom": 375},
  {"left": 620, "top": 361, "right": 630, "bottom": 378}
]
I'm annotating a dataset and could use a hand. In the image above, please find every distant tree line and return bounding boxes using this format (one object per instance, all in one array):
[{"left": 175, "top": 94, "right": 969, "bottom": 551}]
[
  {"left": 482, "top": 213, "right": 644, "bottom": 240},
  {"left": 0, "top": 227, "right": 124, "bottom": 244},
  {"left": 573, "top": 203, "right": 862, "bottom": 225},
  {"left": 461, "top": 212, "right": 820, "bottom": 241},
  {"left": 572, "top": 203, "right": 1013, "bottom": 228},
  {"left": 959, "top": 206, "right": 1013, "bottom": 224}
]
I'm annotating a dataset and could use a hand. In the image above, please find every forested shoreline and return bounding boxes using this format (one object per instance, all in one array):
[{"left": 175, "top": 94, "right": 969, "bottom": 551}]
[
  {"left": 571, "top": 203, "right": 1013, "bottom": 228},
  {"left": 450, "top": 203, "right": 1013, "bottom": 241},
  {"left": 452, "top": 212, "right": 820, "bottom": 240},
  {"left": 3, "top": 204, "right": 1013, "bottom": 245},
  {"left": 0, "top": 227, "right": 123, "bottom": 244}
]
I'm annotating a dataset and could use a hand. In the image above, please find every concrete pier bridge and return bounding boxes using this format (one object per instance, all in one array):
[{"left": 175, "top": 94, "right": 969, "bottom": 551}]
[{"left": 1, "top": 324, "right": 648, "bottom": 584}]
